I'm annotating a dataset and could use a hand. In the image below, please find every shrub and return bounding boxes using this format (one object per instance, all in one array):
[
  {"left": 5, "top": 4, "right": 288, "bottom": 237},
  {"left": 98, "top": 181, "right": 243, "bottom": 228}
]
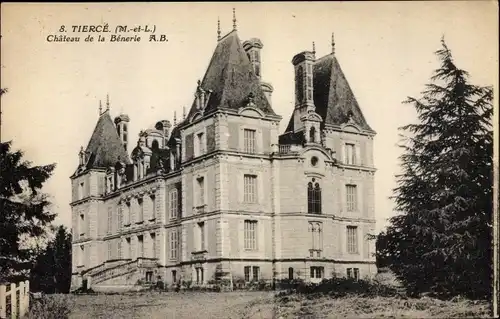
[
  {"left": 276, "top": 277, "right": 401, "bottom": 299},
  {"left": 27, "top": 294, "right": 73, "bottom": 319}
]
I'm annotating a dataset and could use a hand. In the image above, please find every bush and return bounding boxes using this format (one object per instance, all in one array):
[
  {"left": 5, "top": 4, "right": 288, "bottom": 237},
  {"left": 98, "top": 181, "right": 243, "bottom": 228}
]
[
  {"left": 276, "top": 277, "right": 401, "bottom": 299},
  {"left": 27, "top": 294, "right": 73, "bottom": 319}
]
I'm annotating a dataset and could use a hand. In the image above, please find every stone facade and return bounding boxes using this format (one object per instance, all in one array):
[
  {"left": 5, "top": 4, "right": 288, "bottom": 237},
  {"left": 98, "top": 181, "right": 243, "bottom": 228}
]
[{"left": 70, "top": 23, "right": 376, "bottom": 291}]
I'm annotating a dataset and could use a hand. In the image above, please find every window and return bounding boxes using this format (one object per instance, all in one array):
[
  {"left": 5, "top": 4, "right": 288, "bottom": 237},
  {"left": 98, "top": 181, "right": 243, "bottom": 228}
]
[
  {"left": 107, "top": 207, "right": 113, "bottom": 234},
  {"left": 78, "top": 182, "right": 84, "bottom": 200},
  {"left": 107, "top": 176, "right": 114, "bottom": 193},
  {"left": 152, "top": 140, "right": 159, "bottom": 150},
  {"left": 125, "top": 202, "right": 131, "bottom": 226},
  {"left": 311, "top": 156, "right": 318, "bottom": 167},
  {"left": 137, "top": 198, "right": 144, "bottom": 223},
  {"left": 79, "top": 213, "right": 85, "bottom": 236},
  {"left": 309, "top": 222, "right": 323, "bottom": 257},
  {"left": 150, "top": 195, "right": 156, "bottom": 220},
  {"left": 170, "top": 230, "right": 178, "bottom": 260},
  {"left": 244, "top": 266, "right": 251, "bottom": 282},
  {"left": 196, "top": 267, "right": 204, "bottom": 284},
  {"left": 347, "top": 226, "right": 358, "bottom": 254},
  {"left": 126, "top": 237, "right": 131, "bottom": 259},
  {"left": 253, "top": 266, "right": 260, "bottom": 281},
  {"left": 244, "top": 220, "right": 258, "bottom": 250},
  {"left": 307, "top": 180, "right": 322, "bottom": 214},
  {"left": 346, "top": 185, "right": 357, "bottom": 212},
  {"left": 244, "top": 129, "right": 256, "bottom": 153},
  {"left": 79, "top": 245, "right": 84, "bottom": 266},
  {"left": 198, "top": 222, "right": 205, "bottom": 251},
  {"left": 309, "top": 127, "right": 316, "bottom": 143},
  {"left": 197, "top": 177, "right": 205, "bottom": 206},
  {"left": 345, "top": 143, "right": 356, "bottom": 165},
  {"left": 169, "top": 188, "right": 178, "bottom": 219},
  {"left": 151, "top": 232, "right": 156, "bottom": 258},
  {"left": 137, "top": 235, "right": 144, "bottom": 258},
  {"left": 197, "top": 132, "right": 205, "bottom": 156},
  {"left": 107, "top": 241, "right": 112, "bottom": 260},
  {"left": 145, "top": 271, "right": 153, "bottom": 283},
  {"left": 288, "top": 267, "right": 294, "bottom": 280},
  {"left": 310, "top": 266, "right": 324, "bottom": 279},
  {"left": 296, "top": 66, "right": 304, "bottom": 103},
  {"left": 347, "top": 268, "right": 360, "bottom": 280},
  {"left": 117, "top": 206, "right": 122, "bottom": 231},
  {"left": 244, "top": 266, "right": 260, "bottom": 282},
  {"left": 244, "top": 175, "right": 258, "bottom": 203},
  {"left": 172, "top": 270, "right": 177, "bottom": 283}
]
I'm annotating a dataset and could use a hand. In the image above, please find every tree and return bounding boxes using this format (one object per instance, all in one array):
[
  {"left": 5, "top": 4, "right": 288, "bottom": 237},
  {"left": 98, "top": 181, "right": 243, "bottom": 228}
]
[
  {"left": 30, "top": 226, "right": 72, "bottom": 293},
  {"left": 377, "top": 38, "right": 493, "bottom": 300},
  {"left": 0, "top": 138, "right": 56, "bottom": 281}
]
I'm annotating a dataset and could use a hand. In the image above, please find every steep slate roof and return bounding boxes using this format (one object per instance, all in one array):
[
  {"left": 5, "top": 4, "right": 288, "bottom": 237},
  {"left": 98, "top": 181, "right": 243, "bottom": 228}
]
[
  {"left": 83, "top": 111, "right": 131, "bottom": 170},
  {"left": 283, "top": 53, "right": 373, "bottom": 133},
  {"left": 313, "top": 54, "right": 372, "bottom": 131},
  {"left": 186, "top": 30, "right": 276, "bottom": 119}
]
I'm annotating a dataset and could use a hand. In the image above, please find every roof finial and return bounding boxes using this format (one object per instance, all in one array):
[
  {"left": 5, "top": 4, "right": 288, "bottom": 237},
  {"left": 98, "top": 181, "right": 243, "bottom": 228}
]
[
  {"left": 99, "top": 100, "right": 102, "bottom": 115},
  {"left": 217, "top": 17, "right": 221, "bottom": 40},
  {"left": 106, "top": 93, "right": 110, "bottom": 111},
  {"left": 312, "top": 41, "right": 316, "bottom": 55},
  {"left": 173, "top": 111, "right": 177, "bottom": 126},
  {"left": 183, "top": 106, "right": 186, "bottom": 120},
  {"left": 331, "top": 32, "right": 335, "bottom": 54},
  {"left": 232, "top": 8, "right": 237, "bottom": 31}
]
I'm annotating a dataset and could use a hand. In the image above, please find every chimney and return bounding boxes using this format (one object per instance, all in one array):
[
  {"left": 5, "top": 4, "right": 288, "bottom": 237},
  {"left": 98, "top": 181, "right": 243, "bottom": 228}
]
[
  {"left": 243, "top": 38, "right": 263, "bottom": 79},
  {"left": 292, "top": 50, "right": 316, "bottom": 132},
  {"left": 114, "top": 114, "right": 130, "bottom": 151}
]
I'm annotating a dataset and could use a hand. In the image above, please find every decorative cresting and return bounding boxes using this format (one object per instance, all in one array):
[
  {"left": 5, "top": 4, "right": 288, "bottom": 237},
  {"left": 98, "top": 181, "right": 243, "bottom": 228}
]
[{"left": 217, "top": 17, "right": 221, "bottom": 41}]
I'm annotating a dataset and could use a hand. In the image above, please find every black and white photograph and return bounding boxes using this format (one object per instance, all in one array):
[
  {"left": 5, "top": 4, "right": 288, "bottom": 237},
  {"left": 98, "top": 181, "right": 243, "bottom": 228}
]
[{"left": 0, "top": 2, "right": 498, "bottom": 318}]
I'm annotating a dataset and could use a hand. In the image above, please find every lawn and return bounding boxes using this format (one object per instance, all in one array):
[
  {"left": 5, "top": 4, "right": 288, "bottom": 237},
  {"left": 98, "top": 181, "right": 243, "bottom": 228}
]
[
  {"left": 64, "top": 291, "right": 275, "bottom": 319},
  {"left": 35, "top": 291, "right": 491, "bottom": 319}
]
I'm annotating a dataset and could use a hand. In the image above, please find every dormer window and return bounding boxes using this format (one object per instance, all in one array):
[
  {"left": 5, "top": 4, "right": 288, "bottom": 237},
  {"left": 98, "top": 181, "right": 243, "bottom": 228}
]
[{"left": 309, "top": 127, "right": 316, "bottom": 143}]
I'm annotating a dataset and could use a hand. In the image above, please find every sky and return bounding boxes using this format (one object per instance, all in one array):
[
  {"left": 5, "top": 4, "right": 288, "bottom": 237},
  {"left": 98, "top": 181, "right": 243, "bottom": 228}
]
[{"left": 1, "top": 2, "right": 498, "bottom": 233}]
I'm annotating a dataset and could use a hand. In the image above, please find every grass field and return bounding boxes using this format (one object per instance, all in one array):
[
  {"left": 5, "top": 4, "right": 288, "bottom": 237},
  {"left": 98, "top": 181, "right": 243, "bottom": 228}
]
[{"left": 32, "top": 291, "right": 491, "bottom": 319}]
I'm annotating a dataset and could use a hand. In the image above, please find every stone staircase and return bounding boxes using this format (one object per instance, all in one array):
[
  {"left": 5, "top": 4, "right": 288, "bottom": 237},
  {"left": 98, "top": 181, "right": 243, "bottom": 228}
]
[{"left": 81, "top": 258, "right": 159, "bottom": 292}]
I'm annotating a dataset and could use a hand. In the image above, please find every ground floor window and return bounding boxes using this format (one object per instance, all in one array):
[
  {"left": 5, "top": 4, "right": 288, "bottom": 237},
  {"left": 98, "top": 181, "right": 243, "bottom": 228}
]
[
  {"left": 347, "top": 268, "right": 360, "bottom": 280},
  {"left": 288, "top": 267, "right": 294, "bottom": 280},
  {"left": 244, "top": 266, "right": 260, "bottom": 282},
  {"left": 145, "top": 271, "right": 153, "bottom": 283},
  {"left": 310, "top": 266, "right": 324, "bottom": 279}
]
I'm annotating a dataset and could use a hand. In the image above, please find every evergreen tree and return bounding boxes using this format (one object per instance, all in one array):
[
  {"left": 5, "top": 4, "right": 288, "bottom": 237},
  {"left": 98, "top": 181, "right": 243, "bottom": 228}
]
[
  {"left": 377, "top": 38, "right": 493, "bottom": 299},
  {"left": 31, "top": 226, "right": 72, "bottom": 293},
  {"left": 0, "top": 138, "right": 56, "bottom": 281}
]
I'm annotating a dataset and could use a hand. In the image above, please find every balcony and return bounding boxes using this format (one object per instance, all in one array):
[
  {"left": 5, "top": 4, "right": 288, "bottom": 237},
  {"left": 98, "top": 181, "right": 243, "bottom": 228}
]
[
  {"left": 272, "top": 144, "right": 302, "bottom": 155},
  {"left": 191, "top": 250, "right": 208, "bottom": 261}
]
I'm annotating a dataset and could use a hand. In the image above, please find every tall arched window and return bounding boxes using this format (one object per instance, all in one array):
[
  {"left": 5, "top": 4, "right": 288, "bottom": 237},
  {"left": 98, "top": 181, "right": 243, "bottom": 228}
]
[
  {"left": 307, "top": 179, "right": 322, "bottom": 214},
  {"left": 309, "top": 127, "right": 316, "bottom": 143}
]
